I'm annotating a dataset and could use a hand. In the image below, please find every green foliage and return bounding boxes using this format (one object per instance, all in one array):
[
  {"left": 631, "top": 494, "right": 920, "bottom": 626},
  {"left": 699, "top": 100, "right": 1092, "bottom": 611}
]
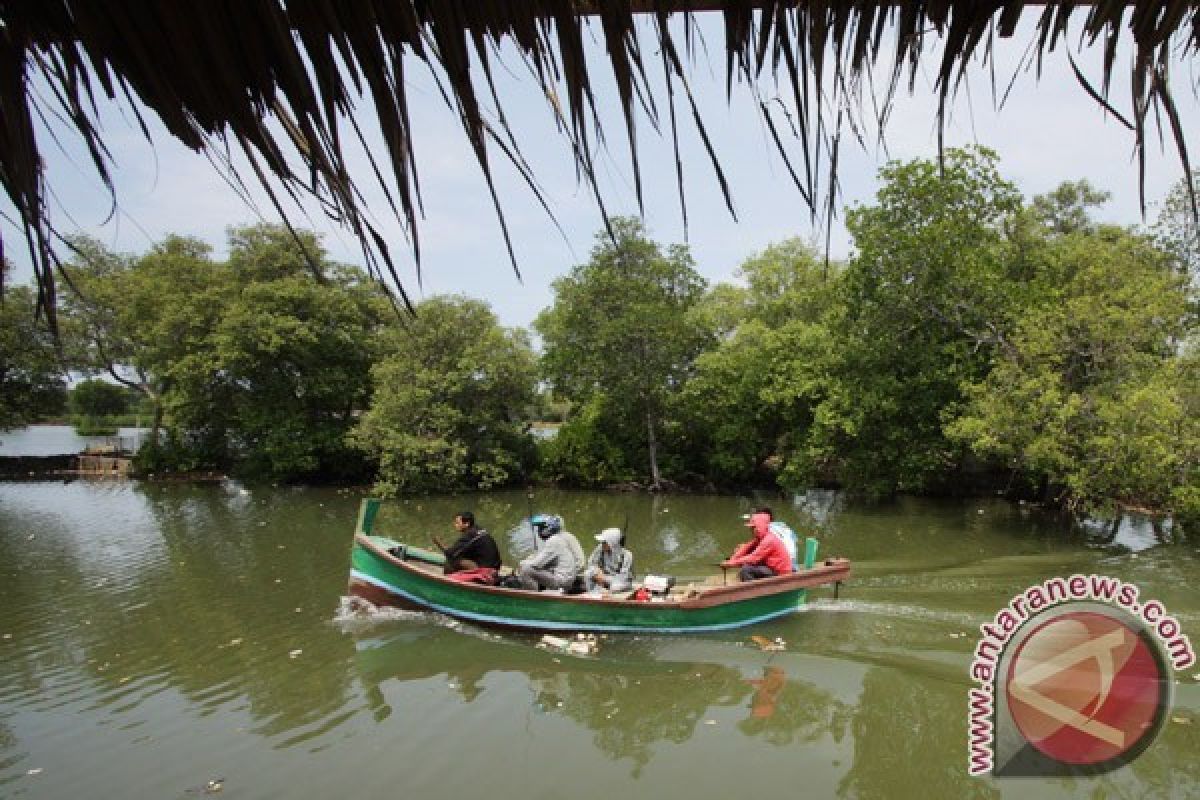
[
  {"left": 63, "top": 225, "right": 384, "bottom": 482},
  {"left": 72, "top": 416, "right": 118, "bottom": 436},
  {"left": 535, "top": 395, "right": 636, "bottom": 486},
  {"left": 0, "top": 278, "right": 66, "bottom": 429},
  {"left": 803, "top": 147, "right": 1024, "bottom": 496},
  {"left": 351, "top": 295, "right": 537, "bottom": 494},
  {"left": 678, "top": 239, "right": 841, "bottom": 486},
  {"left": 535, "top": 217, "right": 709, "bottom": 486},
  {"left": 62, "top": 233, "right": 224, "bottom": 461},
  {"left": 533, "top": 389, "right": 571, "bottom": 424},
  {"left": 65, "top": 378, "right": 140, "bottom": 436},
  {"left": 946, "top": 224, "right": 1195, "bottom": 513},
  {"left": 68, "top": 379, "right": 130, "bottom": 417},
  {"left": 32, "top": 158, "right": 1198, "bottom": 522},
  {"left": 1029, "top": 179, "right": 1111, "bottom": 236},
  {"left": 1152, "top": 170, "right": 1200, "bottom": 282}
]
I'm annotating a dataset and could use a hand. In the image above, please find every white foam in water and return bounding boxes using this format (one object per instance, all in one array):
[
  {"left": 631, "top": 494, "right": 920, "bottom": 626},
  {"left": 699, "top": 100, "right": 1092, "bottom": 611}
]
[
  {"left": 331, "top": 596, "right": 510, "bottom": 641},
  {"left": 331, "top": 595, "right": 435, "bottom": 629}
]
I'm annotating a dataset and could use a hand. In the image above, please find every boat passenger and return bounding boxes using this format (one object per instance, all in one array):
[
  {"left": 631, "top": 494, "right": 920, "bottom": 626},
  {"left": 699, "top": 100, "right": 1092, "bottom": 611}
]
[
  {"left": 585, "top": 527, "right": 634, "bottom": 593},
  {"left": 722, "top": 511, "right": 793, "bottom": 581},
  {"left": 518, "top": 514, "right": 585, "bottom": 591},
  {"left": 433, "top": 511, "right": 502, "bottom": 575}
]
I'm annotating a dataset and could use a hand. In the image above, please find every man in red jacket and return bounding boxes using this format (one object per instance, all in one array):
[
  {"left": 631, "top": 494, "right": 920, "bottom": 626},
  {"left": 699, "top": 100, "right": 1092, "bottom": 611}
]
[{"left": 723, "top": 511, "right": 794, "bottom": 581}]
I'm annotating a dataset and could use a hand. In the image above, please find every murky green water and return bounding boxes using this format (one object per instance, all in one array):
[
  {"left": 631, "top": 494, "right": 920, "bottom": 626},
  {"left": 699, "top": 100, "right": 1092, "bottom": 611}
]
[{"left": 0, "top": 481, "right": 1197, "bottom": 799}]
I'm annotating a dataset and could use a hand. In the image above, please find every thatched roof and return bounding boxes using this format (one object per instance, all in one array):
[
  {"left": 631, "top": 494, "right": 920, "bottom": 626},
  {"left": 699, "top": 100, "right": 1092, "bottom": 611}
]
[{"left": 2, "top": 1, "right": 1197, "bottom": 327}]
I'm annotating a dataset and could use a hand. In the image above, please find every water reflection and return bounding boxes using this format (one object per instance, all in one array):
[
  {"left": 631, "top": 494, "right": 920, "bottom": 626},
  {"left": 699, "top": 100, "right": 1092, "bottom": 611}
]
[
  {"left": 0, "top": 481, "right": 363, "bottom": 753},
  {"left": 738, "top": 666, "right": 852, "bottom": 748},
  {"left": 353, "top": 623, "right": 865, "bottom": 778},
  {"left": 1078, "top": 513, "right": 1173, "bottom": 552},
  {"left": 836, "top": 667, "right": 1000, "bottom": 799}
]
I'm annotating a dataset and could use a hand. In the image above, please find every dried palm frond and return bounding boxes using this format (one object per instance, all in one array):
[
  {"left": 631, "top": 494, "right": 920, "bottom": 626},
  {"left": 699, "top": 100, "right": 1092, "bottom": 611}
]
[{"left": 1, "top": 1, "right": 1196, "bottom": 328}]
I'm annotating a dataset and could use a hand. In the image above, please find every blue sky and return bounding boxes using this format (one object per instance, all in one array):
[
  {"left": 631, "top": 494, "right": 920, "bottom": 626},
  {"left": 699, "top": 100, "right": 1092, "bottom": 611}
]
[{"left": 4, "top": 15, "right": 1196, "bottom": 328}]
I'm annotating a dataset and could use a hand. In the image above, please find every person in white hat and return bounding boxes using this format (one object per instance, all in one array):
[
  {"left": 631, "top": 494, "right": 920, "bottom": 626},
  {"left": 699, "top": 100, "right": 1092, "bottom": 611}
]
[{"left": 585, "top": 527, "right": 634, "bottom": 593}]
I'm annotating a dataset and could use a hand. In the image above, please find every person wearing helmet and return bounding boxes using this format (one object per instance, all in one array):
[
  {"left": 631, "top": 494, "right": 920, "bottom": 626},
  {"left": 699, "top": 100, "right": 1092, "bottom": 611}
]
[
  {"left": 585, "top": 527, "right": 634, "bottom": 593},
  {"left": 722, "top": 510, "right": 793, "bottom": 581},
  {"left": 517, "top": 514, "right": 586, "bottom": 591}
]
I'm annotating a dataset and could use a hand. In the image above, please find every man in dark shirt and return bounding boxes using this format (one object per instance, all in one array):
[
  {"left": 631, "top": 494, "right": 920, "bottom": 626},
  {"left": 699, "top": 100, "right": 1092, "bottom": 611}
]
[{"left": 433, "top": 511, "right": 502, "bottom": 574}]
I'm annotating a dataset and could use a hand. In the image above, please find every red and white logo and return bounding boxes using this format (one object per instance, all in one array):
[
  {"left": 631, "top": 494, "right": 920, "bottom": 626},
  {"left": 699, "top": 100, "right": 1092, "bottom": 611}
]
[{"left": 1005, "top": 610, "right": 1166, "bottom": 767}]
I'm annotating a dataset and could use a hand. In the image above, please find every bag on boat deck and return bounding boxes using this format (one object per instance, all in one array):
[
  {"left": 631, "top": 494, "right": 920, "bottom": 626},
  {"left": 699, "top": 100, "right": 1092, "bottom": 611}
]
[
  {"left": 769, "top": 522, "right": 800, "bottom": 570},
  {"left": 643, "top": 575, "right": 675, "bottom": 595},
  {"left": 446, "top": 567, "right": 498, "bottom": 585},
  {"left": 497, "top": 574, "right": 525, "bottom": 590}
]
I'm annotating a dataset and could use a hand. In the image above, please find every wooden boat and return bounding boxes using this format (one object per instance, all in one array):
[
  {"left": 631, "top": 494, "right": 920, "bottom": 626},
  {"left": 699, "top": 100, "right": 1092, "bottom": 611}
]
[{"left": 347, "top": 499, "right": 850, "bottom": 633}]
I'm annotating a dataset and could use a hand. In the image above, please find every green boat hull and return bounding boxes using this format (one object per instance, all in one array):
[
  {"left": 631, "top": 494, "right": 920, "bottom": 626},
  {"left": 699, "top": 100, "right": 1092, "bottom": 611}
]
[{"left": 351, "top": 540, "right": 804, "bottom": 631}]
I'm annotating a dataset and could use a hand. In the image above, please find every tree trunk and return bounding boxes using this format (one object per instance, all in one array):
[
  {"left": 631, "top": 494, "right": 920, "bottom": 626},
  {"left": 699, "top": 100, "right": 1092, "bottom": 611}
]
[
  {"left": 148, "top": 395, "right": 163, "bottom": 457},
  {"left": 645, "top": 406, "right": 661, "bottom": 490}
]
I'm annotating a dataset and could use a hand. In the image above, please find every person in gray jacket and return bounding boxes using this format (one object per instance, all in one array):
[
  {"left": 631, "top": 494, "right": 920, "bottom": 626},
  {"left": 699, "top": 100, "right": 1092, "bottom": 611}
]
[
  {"left": 585, "top": 527, "right": 634, "bottom": 593},
  {"left": 518, "top": 514, "right": 585, "bottom": 591}
]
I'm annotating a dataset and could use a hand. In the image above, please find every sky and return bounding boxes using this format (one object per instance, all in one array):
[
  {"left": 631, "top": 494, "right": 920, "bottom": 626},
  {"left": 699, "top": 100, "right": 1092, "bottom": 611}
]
[{"left": 3, "top": 14, "right": 1197, "bottom": 329}]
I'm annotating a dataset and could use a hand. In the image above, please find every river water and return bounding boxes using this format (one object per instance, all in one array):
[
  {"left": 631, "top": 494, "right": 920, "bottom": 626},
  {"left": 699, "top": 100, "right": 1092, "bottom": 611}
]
[
  {"left": 0, "top": 477, "right": 1197, "bottom": 799},
  {"left": 0, "top": 425, "right": 149, "bottom": 457}
]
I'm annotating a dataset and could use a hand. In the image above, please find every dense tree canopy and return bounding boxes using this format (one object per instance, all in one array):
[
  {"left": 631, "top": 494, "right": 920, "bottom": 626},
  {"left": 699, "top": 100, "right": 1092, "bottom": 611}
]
[
  {"left": 799, "top": 148, "right": 1026, "bottom": 496},
  {"left": 536, "top": 218, "right": 709, "bottom": 488},
  {"left": 351, "top": 295, "right": 538, "bottom": 494},
  {"left": 0, "top": 274, "right": 65, "bottom": 429},
  {"left": 678, "top": 239, "right": 839, "bottom": 487},
  {"left": 62, "top": 225, "right": 384, "bottom": 482},
  {"left": 6, "top": 149, "right": 1194, "bottom": 526},
  {"left": 68, "top": 379, "right": 131, "bottom": 418},
  {"left": 947, "top": 227, "right": 1194, "bottom": 514}
]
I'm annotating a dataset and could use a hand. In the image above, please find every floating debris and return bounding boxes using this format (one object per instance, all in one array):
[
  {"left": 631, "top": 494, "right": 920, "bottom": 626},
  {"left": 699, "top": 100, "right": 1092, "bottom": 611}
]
[
  {"left": 750, "top": 635, "right": 786, "bottom": 652},
  {"left": 27, "top": 768, "right": 42, "bottom": 776},
  {"left": 288, "top": 649, "right": 303, "bottom": 659},
  {"left": 185, "top": 776, "right": 227, "bottom": 795},
  {"left": 704, "top": 720, "right": 716, "bottom": 726},
  {"left": 538, "top": 633, "right": 600, "bottom": 656},
  {"left": 1173, "top": 716, "right": 1192, "bottom": 726}
]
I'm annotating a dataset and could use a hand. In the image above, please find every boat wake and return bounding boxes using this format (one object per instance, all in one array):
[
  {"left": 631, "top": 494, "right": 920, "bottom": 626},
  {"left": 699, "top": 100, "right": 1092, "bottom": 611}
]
[
  {"left": 331, "top": 595, "right": 437, "bottom": 628},
  {"left": 802, "top": 597, "right": 983, "bottom": 628},
  {"left": 331, "top": 595, "right": 509, "bottom": 643}
]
